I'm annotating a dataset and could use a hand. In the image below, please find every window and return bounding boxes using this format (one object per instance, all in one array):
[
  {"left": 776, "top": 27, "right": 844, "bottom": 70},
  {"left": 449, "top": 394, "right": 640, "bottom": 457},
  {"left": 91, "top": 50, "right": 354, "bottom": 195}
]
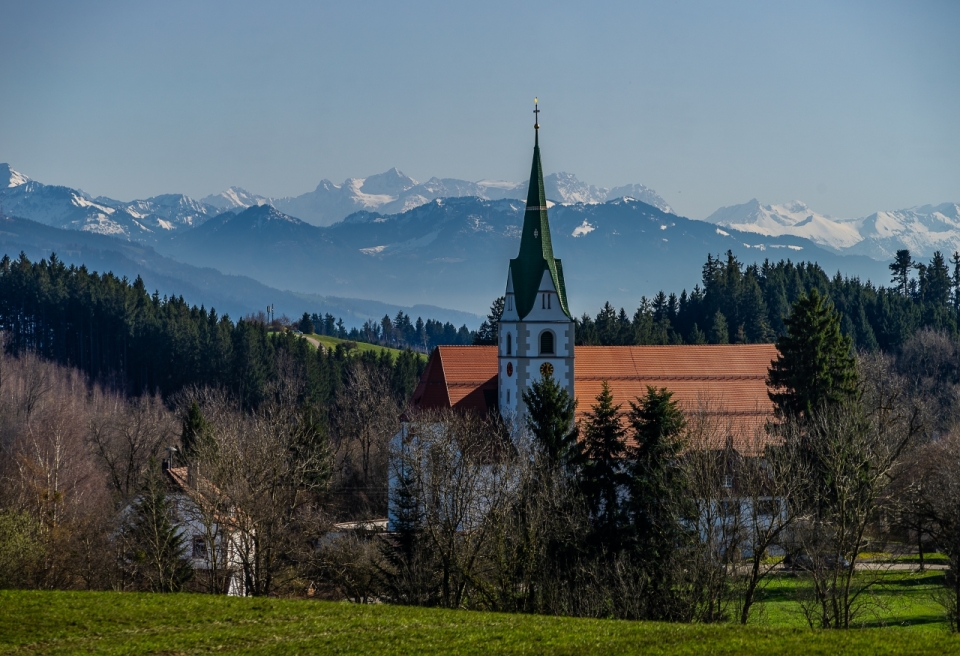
[
  {"left": 540, "top": 331, "right": 554, "bottom": 355},
  {"left": 723, "top": 475, "right": 734, "bottom": 489},
  {"left": 507, "top": 389, "right": 510, "bottom": 404},
  {"left": 192, "top": 535, "right": 208, "bottom": 559},
  {"left": 507, "top": 295, "right": 513, "bottom": 311},
  {"left": 506, "top": 332, "right": 512, "bottom": 355},
  {"left": 548, "top": 293, "right": 551, "bottom": 309},
  {"left": 542, "top": 292, "right": 546, "bottom": 309}
]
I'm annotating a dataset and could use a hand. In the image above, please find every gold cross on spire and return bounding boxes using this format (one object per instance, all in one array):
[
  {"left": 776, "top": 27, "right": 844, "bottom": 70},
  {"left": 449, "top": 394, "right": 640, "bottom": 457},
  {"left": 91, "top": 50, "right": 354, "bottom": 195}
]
[{"left": 533, "top": 97, "right": 540, "bottom": 130}]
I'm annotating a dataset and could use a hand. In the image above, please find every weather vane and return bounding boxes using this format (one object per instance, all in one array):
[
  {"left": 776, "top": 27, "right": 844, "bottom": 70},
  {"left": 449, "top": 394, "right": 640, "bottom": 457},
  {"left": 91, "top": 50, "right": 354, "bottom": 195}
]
[{"left": 533, "top": 97, "right": 540, "bottom": 130}]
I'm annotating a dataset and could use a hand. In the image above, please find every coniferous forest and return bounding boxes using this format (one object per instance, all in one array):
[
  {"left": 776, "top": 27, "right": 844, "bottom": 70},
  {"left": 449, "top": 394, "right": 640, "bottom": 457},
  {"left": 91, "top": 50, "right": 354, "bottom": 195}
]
[
  {"left": 0, "top": 252, "right": 426, "bottom": 406},
  {"left": 574, "top": 249, "right": 958, "bottom": 351}
]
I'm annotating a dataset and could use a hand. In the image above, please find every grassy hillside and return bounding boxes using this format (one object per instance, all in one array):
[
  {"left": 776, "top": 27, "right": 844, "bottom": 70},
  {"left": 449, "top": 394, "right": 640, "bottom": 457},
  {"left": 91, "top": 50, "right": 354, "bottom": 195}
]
[
  {"left": 306, "top": 333, "right": 427, "bottom": 361},
  {"left": 2, "top": 590, "right": 958, "bottom": 655}
]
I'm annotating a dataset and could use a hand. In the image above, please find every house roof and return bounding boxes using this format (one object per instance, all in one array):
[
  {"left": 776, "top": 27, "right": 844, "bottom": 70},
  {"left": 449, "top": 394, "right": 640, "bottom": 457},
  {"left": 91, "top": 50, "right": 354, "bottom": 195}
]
[
  {"left": 411, "top": 344, "right": 779, "bottom": 453},
  {"left": 410, "top": 345, "right": 498, "bottom": 413}
]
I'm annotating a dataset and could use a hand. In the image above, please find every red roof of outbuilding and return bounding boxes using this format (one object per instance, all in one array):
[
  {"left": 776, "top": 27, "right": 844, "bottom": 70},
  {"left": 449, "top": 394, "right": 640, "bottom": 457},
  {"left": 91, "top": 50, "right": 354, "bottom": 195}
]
[{"left": 411, "top": 346, "right": 498, "bottom": 414}]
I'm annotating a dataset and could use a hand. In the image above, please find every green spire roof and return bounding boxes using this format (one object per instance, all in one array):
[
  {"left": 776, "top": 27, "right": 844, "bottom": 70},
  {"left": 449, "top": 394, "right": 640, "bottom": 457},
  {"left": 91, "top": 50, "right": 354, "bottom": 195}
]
[{"left": 509, "top": 127, "right": 571, "bottom": 320}]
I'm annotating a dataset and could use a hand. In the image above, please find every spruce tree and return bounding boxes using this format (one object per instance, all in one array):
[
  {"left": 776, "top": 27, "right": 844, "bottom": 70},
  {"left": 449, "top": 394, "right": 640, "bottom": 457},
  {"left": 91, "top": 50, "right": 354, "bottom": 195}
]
[
  {"left": 180, "top": 401, "right": 212, "bottom": 461},
  {"left": 522, "top": 373, "right": 579, "bottom": 468},
  {"left": 767, "top": 289, "right": 858, "bottom": 420},
  {"left": 890, "top": 249, "right": 913, "bottom": 296},
  {"left": 298, "top": 312, "right": 315, "bottom": 334},
  {"left": 626, "top": 386, "right": 689, "bottom": 618},
  {"left": 391, "top": 349, "right": 422, "bottom": 402},
  {"left": 709, "top": 310, "right": 729, "bottom": 344},
  {"left": 580, "top": 381, "right": 628, "bottom": 548},
  {"left": 473, "top": 297, "right": 504, "bottom": 345},
  {"left": 121, "top": 472, "right": 193, "bottom": 592},
  {"left": 379, "top": 452, "right": 434, "bottom": 605}
]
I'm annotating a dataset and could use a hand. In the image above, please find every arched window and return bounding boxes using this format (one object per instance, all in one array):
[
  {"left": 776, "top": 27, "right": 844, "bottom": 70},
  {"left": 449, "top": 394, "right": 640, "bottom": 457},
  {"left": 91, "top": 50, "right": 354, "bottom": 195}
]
[
  {"left": 540, "top": 330, "right": 554, "bottom": 355},
  {"left": 506, "top": 332, "right": 512, "bottom": 355}
]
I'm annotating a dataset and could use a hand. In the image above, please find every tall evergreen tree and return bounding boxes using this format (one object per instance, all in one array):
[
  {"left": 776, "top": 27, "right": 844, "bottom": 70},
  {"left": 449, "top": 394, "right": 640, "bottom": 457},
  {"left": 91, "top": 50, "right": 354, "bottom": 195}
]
[
  {"left": 121, "top": 471, "right": 193, "bottom": 592},
  {"left": 952, "top": 251, "right": 960, "bottom": 313},
  {"left": 926, "top": 251, "right": 952, "bottom": 308},
  {"left": 522, "top": 373, "right": 579, "bottom": 468},
  {"left": 890, "top": 249, "right": 913, "bottom": 296},
  {"left": 379, "top": 451, "right": 434, "bottom": 605},
  {"left": 473, "top": 297, "right": 505, "bottom": 345},
  {"left": 767, "top": 289, "right": 858, "bottom": 420},
  {"left": 580, "top": 382, "right": 628, "bottom": 548},
  {"left": 626, "top": 386, "right": 689, "bottom": 618},
  {"left": 298, "top": 312, "right": 315, "bottom": 334},
  {"left": 180, "top": 401, "right": 212, "bottom": 461},
  {"left": 709, "top": 310, "right": 729, "bottom": 344}
]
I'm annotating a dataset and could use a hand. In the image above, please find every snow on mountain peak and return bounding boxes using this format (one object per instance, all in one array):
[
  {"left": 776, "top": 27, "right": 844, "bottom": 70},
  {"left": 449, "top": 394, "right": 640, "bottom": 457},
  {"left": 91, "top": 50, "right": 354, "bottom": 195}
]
[
  {"left": 359, "top": 168, "right": 417, "bottom": 196},
  {"left": 705, "top": 199, "right": 862, "bottom": 250},
  {"left": 1, "top": 164, "right": 30, "bottom": 188},
  {"left": 201, "top": 186, "right": 271, "bottom": 211}
]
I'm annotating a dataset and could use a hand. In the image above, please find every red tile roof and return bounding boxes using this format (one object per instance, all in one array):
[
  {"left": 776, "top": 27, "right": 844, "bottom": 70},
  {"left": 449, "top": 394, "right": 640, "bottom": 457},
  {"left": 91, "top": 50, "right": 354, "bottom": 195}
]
[
  {"left": 411, "top": 344, "right": 779, "bottom": 452},
  {"left": 411, "top": 346, "right": 498, "bottom": 414}
]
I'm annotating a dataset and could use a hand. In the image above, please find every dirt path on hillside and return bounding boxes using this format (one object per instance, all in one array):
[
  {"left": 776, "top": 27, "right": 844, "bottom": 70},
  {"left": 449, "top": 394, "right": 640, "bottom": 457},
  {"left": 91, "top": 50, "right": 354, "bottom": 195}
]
[{"left": 302, "top": 335, "right": 326, "bottom": 352}]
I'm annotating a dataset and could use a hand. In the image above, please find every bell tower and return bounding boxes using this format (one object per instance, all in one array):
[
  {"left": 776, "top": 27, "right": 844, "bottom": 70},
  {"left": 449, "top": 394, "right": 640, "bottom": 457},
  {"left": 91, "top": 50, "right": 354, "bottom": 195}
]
[{"left": 499, "top": 100, "right": 575, "bottom": 416}]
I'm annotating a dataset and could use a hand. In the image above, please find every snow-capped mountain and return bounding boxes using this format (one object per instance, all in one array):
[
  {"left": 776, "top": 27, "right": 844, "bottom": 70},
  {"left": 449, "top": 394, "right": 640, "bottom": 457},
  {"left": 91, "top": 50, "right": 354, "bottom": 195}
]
[
  {"left": 203, "top": 169, "right": 673, "bottom": 226},
  {"left": 0, "top": 164, "right": 220, "bottom": 240},
  {"left": 847, "top": 204, "right": 960, "bottom": 260},
  {"left": 705, "top": 199, "right": 863, "bottom": 251},
  {"left": 201, "top": 186, "right": 272, "bottom": 211},
  {"left": 1, "top": 163, "right": 30, "bottom": 188},
  {"left": 705, "top": 199, "right": 960, "bottom": 259},
  {"left": 161, "top": 196, "right": 887, "bottom": 314}
]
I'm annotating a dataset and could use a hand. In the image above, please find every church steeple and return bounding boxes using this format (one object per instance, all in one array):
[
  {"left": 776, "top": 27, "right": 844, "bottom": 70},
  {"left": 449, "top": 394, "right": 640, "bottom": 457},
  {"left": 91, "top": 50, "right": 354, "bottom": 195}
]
[{"left": 509, "top": 100, "right": 571, "bottom": 320}]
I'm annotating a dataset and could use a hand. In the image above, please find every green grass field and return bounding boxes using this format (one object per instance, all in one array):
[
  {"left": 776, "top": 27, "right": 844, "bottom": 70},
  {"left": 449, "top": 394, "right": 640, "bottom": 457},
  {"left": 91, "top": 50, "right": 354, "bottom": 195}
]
[
  {"left": 272, "top": 331, "right": 427, "bottom": 361},
  {"left": 308, "top": 334, "right": 423, "bottom": 360},
  {"left": 2, "top": 587, "right": 959, "bottom": 655},
  {"left": 753, "top": 570, "right": 946, "bottom": 630}
]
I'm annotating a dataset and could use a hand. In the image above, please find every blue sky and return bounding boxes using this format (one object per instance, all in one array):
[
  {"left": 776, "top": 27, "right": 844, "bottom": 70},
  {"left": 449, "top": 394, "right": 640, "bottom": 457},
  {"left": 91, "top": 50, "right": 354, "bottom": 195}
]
[{"left": 1, "top": 0, "right": 958, "bottom": 219}]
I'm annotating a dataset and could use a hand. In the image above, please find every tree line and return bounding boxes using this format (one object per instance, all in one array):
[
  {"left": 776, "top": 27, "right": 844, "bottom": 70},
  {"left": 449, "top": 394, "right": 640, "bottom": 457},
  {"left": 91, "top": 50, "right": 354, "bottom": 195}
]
[
  {"left": 0, "top": 252, "right": 426, "bottom": 408},
  {"left": 571, "top": 249, "right": 960, "bottom": 351}
]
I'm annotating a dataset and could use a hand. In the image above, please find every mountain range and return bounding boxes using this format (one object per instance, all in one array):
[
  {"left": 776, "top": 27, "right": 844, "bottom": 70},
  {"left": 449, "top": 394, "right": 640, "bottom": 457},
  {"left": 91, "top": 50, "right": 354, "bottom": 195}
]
[
  {"left": 201, "top": 168, "right": 674, "bottom": 226},
  {"left": 0, "top": 206, "right": 481, "bottom": 328},
  {"left": 155, "top": 198, "right": 889, "bottom": 314},
  {"left": 705, "top": 198, "right": 960, "bottom": 260},
  {"left": 2, "top": 160, "right": 955, "bottom": 318}
]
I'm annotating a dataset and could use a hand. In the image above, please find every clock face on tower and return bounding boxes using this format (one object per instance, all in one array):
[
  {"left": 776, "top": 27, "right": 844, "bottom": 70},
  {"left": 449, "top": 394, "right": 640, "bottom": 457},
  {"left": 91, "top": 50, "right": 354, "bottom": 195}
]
[{"left": 540, "top": 362, "right": 554, "bottom": 377}]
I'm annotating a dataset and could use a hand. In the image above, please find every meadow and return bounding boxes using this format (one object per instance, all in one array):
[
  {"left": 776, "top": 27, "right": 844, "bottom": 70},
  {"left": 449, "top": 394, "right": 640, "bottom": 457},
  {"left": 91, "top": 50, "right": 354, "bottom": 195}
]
[
  {"left": 298, "top": 332, "right": 427, "bottom": 360},
  {"left": 2, "top": 574, "right": 957, "bottom": 656}
]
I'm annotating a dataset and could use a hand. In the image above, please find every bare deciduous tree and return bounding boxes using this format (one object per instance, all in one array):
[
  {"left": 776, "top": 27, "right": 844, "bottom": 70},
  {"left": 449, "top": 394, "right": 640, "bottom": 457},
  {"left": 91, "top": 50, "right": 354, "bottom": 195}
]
[
  {"left": 332, "top": 362, "right": 399, "bottom": 517},
  {"left": 785, "top": 353, "right": 922, "bottom": 629}
]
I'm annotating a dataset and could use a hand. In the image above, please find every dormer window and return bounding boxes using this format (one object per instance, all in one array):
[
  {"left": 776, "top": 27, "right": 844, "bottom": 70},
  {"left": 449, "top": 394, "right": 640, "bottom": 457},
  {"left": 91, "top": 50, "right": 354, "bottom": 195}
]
[
  {"left": 540, "top": 330, "right": 554, "bottom": 355},
  {"left": 541, "top": 292, "right": 551, "bottom": 310}
]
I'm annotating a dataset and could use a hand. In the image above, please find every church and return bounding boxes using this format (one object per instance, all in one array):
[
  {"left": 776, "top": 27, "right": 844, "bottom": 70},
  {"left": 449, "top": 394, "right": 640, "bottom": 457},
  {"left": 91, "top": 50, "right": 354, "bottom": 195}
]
[{"left": 410, "top": 108, "right": 778, "bottom": 451}]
